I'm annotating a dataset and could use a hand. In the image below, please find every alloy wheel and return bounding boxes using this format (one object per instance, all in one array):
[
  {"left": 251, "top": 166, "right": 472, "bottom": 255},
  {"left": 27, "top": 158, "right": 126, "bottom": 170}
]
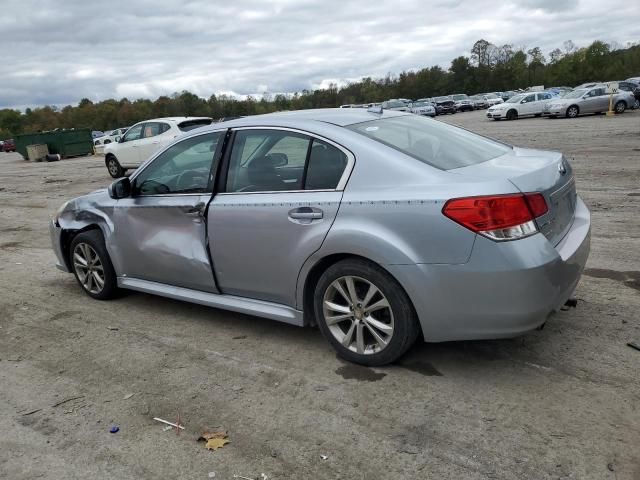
[
  {"left": 322, "top": 276, "right": 394, "bottom": 355},
  {"left": 107, "top": 160, "right": 119, "bottom": 176},
  {"left": 73, "top": 242, "right": 105, "bottom": 294},
  {"left": 615, "top": 102, "right": 625, "bottom": 113},
  {"left": 567, "top": 106, "right": 578, "bottom": 118}
]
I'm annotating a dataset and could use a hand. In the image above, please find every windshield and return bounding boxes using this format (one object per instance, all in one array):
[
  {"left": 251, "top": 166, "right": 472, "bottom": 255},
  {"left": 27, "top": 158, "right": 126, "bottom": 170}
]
[
  {"left": 505, "top": 94, "right": 525, "bottom": 103},
  {"left": 564, "top": 89, "right": 587, "bottom": 99},
  {"left": 434, "top": 96, "right": 450, "bottom": 102},
  {"left": 451, "top": 94, "right": 468, "bottom": 101},
  {"left": 346, "top": 115, "right": 511, "bottom": 170},
  {"left": 412, "top": 101, "right": 428, "bottom": 107},
  {"left": 484, "top": 93, "right": 498, "bottom": 99}
]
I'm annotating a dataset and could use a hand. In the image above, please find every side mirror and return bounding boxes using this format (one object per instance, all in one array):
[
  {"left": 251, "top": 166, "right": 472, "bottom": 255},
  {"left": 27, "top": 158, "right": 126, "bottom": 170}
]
[{"left": 108, "top": 177, "right": 131, "bottom": 199}]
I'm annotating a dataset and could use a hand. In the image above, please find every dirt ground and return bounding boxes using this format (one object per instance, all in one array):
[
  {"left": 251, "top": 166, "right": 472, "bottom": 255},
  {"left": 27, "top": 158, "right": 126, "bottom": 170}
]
[{"left": 1, "top": 110, "right": 639, "bottom": 480}]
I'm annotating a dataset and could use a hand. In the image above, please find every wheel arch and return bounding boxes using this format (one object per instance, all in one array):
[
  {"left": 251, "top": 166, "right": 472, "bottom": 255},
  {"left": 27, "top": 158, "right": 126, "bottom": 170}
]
[
  {"left": 60, "top": 224, "right": 104, "bottom": 271},
  {"left": 298, "top": 252, "right": 420, "bottom": 338}
]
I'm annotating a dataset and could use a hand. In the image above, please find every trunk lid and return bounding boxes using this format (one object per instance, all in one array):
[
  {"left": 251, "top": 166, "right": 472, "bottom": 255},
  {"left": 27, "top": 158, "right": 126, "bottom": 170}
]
[{"left": 449, "top": 147, "right": 577, "bottom": 246}]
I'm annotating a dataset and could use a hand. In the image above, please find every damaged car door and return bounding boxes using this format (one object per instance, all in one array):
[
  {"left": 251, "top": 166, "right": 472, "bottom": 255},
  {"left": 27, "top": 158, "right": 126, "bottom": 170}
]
[{"left": 111, "top": 131, "right": 224, "bottom": 292}]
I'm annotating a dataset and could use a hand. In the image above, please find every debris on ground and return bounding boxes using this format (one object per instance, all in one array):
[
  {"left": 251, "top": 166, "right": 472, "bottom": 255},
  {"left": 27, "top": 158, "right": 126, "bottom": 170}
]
[
  {"left": 21, "top": 408, "right": 42, "bottom": 416},
  {"left": 153, "top": 417, "right": 185, "bottom": 431},
  {"left": 107, "top": 326, "right": 119, "bottom": 331},
  {"left": 627, "top": 342, "right": 640, "bottom": 352},
  {"left": 110, "top": 425, "right": 119, "bottom": 433},
  {"left": 208, "top": 472, "right": 216, "bottom": 478},
  {"left": 232, "top": 475, "right": 267, "bottom": 480},
  {"left": 52, "top": 396, "right": 84, "bottom": 408},
  {"left": 320, "top": 454, "right": 329, "bottom": 460},
  {"left": 123, "top": 393, "right": 135, "bottom": 400}
]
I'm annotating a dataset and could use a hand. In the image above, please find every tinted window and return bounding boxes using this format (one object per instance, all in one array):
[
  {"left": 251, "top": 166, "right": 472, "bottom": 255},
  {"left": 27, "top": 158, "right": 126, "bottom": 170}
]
[
  {"left": 122, "top": 124, "right": 143, "bottom": 142},
  {"left": 133, "top": 132, "right": 222, "bottom": 195},
  {"left": 347, "top": 115, "right": 510, "bottom": 170},
  {"left": 226, "top": 130, "right": 310, "bottom": 193},
  {"left": 523, "top": 94, "right": 536, "bottom": 103},
  {"left": 179, "top": 119, "right": 213, "bottom": 132},
  {"left": 305, "top": 139, "right": 348, "bottom": 190}
]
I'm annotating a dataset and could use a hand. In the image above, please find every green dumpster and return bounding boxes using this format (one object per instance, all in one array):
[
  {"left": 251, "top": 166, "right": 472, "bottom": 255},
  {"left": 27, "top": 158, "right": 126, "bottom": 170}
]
[{"left": 15, "top": 129, "right": 93, "bottom": 159}]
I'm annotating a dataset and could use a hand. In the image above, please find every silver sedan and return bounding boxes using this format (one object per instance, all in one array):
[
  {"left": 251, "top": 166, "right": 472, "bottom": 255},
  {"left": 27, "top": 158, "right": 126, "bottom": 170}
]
[
  {"left": 50, "top": 109, "right": 590, "bottom": 365},
  {"left": 544, "top": 86, "right": 635, "bottom": 117}
]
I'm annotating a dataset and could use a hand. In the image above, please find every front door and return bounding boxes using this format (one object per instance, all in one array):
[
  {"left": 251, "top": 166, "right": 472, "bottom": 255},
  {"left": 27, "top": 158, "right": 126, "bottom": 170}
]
[
  {"left": 112, "top": 131, "right": 224, "bottom": 292},
  {"left": 117, "top": 123, "right": 145, "bottom": 166},
  {"left": 520, "top": 93, "right": 537, "bottom": 115},
  {"left": 207, "top": 128, "right": 352, "bottom": 307}
]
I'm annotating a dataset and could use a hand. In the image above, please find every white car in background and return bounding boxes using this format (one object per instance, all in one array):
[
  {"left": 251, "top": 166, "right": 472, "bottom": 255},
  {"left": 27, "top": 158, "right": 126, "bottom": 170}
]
[
  {"left": 409, "top": 100, "right": 436, "bottom": 117},
  {"left": 482, "top": 93, "right": 504, "bottom": 106},
  {"left": 381, "top": 100, "right": 411, "bottom": 112},
  {"left": 487, "top": 92, "right": 553, "bottom": 120},
  {"left": 104, "top": 117, "right": 212, "bottom": 178},
  {"left": 94, "top": 127, "right": 129, "bottom": 146}
]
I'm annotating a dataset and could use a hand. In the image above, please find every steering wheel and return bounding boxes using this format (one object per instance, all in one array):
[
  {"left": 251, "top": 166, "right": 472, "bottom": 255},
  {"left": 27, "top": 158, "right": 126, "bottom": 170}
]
[{"left": 176, "top": 169, "right": 206, "bottom": 191}]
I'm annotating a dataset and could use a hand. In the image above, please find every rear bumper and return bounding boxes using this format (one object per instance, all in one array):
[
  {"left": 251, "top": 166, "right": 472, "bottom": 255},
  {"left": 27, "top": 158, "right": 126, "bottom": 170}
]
[
  {"left": 388, "top": 196, "right": 591, "bottom": 342},
  {"left": 49, "top": 220, "right": 70, "bottom": 272}
]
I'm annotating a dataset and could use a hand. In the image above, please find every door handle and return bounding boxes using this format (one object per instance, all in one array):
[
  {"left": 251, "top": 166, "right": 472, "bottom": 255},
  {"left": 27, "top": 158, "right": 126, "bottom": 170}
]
[
  {"left": 288, "top": 207, "right": 323, "bottom": 223},
  {"left": 183, "top": 202, "right": 205, "bottom": 216}
]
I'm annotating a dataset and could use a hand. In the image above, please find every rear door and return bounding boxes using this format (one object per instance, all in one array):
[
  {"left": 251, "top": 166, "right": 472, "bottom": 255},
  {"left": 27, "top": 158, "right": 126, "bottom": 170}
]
[
  {"left": 117, "top": 123, "right": 145, "bottom": 165},
  {"left": 136, "top": 122, "right": 171, "bottom": 163},
  {"left": 207, "top": 127, "right": 353, "bottom": 307}
]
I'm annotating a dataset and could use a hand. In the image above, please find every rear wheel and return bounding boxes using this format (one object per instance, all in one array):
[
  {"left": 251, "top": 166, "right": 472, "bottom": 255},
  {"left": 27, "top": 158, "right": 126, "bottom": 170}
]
[
  {"left": 70, "top": 230, "right": 119, "bottom": 300},
  {"left": 106, "top": 156, "right": 125, "bottom": 178},
  {"left": 566, "top": 105, "right": 579, "bottom": 118},
  {"left": 506, "top": 109, "right": 518, "bottom": 121},
  {"left": 614, "top": 101, "right": 626, "bottom": 114},
  {"left": 314, "top": 259, "right": 420, "bottom": 366}
]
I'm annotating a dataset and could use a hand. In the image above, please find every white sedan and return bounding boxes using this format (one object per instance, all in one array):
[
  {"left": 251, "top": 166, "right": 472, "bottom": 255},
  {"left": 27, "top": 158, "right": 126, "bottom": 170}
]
[
  {"left": 487, "top": 92, "right": 553, "bottom": 120},
  {"left": 104, "top": 117, "right": 212, "bottom": 177}
]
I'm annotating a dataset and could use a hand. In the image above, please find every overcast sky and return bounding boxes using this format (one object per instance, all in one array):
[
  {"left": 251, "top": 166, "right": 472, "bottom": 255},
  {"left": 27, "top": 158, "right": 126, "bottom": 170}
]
[{"left": 1, "top": 0, "right": 638, "bottom": 109}]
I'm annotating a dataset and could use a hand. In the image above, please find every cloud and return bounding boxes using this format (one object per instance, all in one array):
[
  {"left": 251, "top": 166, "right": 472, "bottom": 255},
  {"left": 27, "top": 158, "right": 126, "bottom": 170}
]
[{"left": 1, "top": 0, "right": 638, "bottom": 109}]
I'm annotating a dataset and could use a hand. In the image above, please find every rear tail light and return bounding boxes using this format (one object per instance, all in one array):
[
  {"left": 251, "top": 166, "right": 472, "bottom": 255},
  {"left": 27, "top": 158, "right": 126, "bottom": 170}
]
[{"left": 442, "top": 193, "right": 548, "bottom": 241}]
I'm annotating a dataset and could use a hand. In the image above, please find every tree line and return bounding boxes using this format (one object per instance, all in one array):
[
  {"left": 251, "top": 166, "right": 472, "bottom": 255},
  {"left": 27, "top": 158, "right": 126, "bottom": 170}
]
[{"left": 1, "top": 39, "right": 638, "bottom": 139}]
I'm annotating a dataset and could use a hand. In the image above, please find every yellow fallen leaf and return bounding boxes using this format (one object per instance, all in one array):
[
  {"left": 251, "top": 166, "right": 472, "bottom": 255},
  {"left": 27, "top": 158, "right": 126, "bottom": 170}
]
[{"left": 205, "top": 437, "right": 230, "bottom": 450}]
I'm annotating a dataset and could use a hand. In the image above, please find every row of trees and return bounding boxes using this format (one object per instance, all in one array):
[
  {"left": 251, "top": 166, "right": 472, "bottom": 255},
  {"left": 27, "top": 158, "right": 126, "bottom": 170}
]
[{"left": 1, "top": 39, "right": 638, "bottom": 139}]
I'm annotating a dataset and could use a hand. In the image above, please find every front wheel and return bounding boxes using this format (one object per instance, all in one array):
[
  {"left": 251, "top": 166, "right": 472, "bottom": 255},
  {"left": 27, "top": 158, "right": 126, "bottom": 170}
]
[
  {"left": 70, "top": 230, "right": 119, "bottom": 300},
  {"left": 314, "top": 259, "right": 420, "bottom": 366},
  {"left": 506, "top": 110, "right": 518, "bottom": 121},
  {"left": 614, "top": 101, "right": 626, "bottom": 114},
  {"left": 566, "top": 106, "right": 579, "bottom": 118},
  {"left": 106, "top": 156, "right": 125, "bottom": 178}
]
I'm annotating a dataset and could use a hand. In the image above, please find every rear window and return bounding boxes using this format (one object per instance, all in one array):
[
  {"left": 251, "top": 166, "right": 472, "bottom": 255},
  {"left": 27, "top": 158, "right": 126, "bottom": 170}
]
[
  {"left": 179, "top": 119, "right": 213, "bottom": 132},
  {"left": 346, "top": 115, "right": 511, "bottom": 170}
]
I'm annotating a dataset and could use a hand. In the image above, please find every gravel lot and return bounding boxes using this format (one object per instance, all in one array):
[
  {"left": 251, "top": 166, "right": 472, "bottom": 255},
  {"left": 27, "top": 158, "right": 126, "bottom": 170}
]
[{"left": 1, "top": 110, "right": 639, "bottom": 480}]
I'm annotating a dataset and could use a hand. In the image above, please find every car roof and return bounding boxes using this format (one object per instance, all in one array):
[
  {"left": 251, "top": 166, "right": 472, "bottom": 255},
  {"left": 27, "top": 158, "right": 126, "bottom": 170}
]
[
  {"left": 139, "top": 116, "right": 212, "bottom": 123},
  {"left": 206, "top": 108, "right": 411, "bottom": 129}
]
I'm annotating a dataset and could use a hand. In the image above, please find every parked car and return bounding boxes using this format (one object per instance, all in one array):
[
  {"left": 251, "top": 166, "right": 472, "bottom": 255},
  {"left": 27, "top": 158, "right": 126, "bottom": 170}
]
[
  {"left": 50, "top": 109, "right": 590, "bottom": 366},
  {"left": 94, "top": 127, "right": 129, "bottom": 146},
  {"left": 91, "top": 131, "right": 105, "bottom": 139},
  {"left": 470, "top": 95, "right": 489, "bottom": 110},
  {"left": 2, "top": 138, "right": 16, "bottom": 152},
  {"left": 543, "top": 87, "right": 634, "bottom": 118},
  {"left": 104, "top": 117, "right": 212, "bottom": 177},
  {"left": 481, "top": 93, "right": 504, "bottom": 106},
  {"left": 432, "top": 96, "right": 456, "bottom": 114},
  {"left": 487, "top": 92, "right": 553, "bottom": 120},
  {"left": 501, "top": 91, "right": 517, "bottom": 101},
  {"left": 381, "top": 100, "right": 411, "bottom": 112},
  {"left": 613, "top": 80, "right": 640, "bottom": 109},
  {"left": 573, "top": 82, "right": 601, "bottom": 90},
  {"left": 409, "top": 100, "right": 436, "bottom": 117},
  {"left": 451, "top": 94, "right": 474, "bottom": 112}
]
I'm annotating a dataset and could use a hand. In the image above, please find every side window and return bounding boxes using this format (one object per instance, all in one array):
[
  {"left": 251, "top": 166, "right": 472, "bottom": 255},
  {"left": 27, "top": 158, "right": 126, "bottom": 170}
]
[
  {"left": 595, "top": 88, "right": 606, "bottom": 96},
  {"left": 143, "top": 122, "right": 162, "bottom": 138},
  {"left": 225, "top": 130, "right": 310, "bottom": 193},
  {"left": 523, "top": 94, "right": 536, "bottom": 103},
  {"left": 122, "top": 124, "right": 143, "bottom": 142},
  {"left": 159, "top": 123, "right": 171, "bottom": 134},
  {"left": 133, "top": 132, "right": 222, "bottom": 195},
  {"left": 305, "top": 139, "right": 348, "bottom": 190}
]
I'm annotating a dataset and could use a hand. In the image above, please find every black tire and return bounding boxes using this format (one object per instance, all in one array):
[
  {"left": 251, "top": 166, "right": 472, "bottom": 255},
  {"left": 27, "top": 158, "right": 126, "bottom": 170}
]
[
  {"left": 614, "top": 101, "right": 626, "bottom": 114},
  {"left": 314, "top": 258, "right": 420, "bottom": 366},
  {"left": 70, "top": 230, "right": 119, "bottom": 300},
  {"left": 566, "top": 105, "right": 579, "bottom": 118},
  {"left": 506, "top": 109, "right": 518, "bottom": 121},
  {"left": 106, "top": 155, "right": 125, "bottom": 178}
]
